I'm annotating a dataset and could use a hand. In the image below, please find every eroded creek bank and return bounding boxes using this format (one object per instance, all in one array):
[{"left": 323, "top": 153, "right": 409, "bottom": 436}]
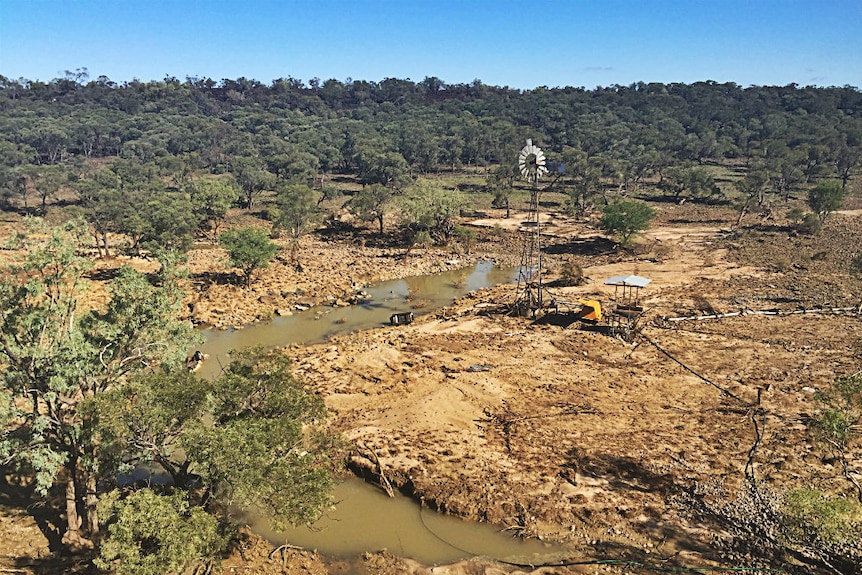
[{"left": 273, "top": 216, "right": 862, "bottom": 573}]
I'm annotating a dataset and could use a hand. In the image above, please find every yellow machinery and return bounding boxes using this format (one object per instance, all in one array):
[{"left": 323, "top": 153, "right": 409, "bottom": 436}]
[{"left": 575, "top": 299, "right": 602, "bottom": 323}]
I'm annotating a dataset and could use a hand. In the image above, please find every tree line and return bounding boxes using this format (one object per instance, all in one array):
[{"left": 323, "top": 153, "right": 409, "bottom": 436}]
[{"left": 1, "top": 70, "right": 858, "bottom": 263}]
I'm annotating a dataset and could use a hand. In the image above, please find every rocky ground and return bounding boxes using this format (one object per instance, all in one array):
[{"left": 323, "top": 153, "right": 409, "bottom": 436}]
[{"left": 2, "top": 199, "right": 862, "bottom": 574}]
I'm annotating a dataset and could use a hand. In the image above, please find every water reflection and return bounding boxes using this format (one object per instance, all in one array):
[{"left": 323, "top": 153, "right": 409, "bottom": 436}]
[{"left": 197, "top": 262, "right": 517, "bottom": 380}]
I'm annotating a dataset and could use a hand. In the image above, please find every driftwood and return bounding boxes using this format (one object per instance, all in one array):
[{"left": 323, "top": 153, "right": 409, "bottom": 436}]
[
  {"left": 268, "top": 543, "right": 306, "bottom": 565},
  {"left": 355, "top": 442, "right": 395, "bottom": 497}
]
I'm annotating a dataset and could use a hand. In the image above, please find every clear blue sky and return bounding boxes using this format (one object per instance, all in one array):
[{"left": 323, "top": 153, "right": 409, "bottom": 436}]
[{"left": 1, "top": 0, "right": 860, "bottom": 90}]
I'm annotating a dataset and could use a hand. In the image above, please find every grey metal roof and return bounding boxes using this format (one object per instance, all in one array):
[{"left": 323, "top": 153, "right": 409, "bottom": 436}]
[{"left": 604, "top": 274, "right": 652, "bottom": 288}]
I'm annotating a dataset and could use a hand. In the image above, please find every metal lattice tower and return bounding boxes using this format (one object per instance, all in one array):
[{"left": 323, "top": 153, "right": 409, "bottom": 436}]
[{"left": 514, "top": 140, "right": 549, "bottom": 317}]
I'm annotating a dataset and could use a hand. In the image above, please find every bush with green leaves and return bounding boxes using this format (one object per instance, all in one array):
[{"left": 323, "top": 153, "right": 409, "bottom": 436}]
[
  {"left": 219, "top": 226, "right": 279, "bottom": 286},
  {"left": 799, "top": 212, "right": 823, "bottom": 235},
  {"left": 813, "top": 372, "right": 862, "bottom": 501},
  {"left": 782, "top": 488, "right": 862, "bottom": 548},
  {"left": 785, "top": 207, "right": 806, "bottom": 225},
  {"left": 275, "top": 182, "right": 320, "bottom": 262},
  {"left": 598, "top": 200, "right": 656, "bottom": 245},
  {"left": 95, "top": 489, "right": 229, "bottom": 575},
  {"left": 807, "top": 180, "right": 844, "bottom": 222},
  {"left": 398, "top": 178, "right": 465, "bottom": 245},
  {"left": 0, "top": 219, "right": 197, "bottom": 548},
  {"left": 95, "top": 349, "right": 337, "bottom": 530}
]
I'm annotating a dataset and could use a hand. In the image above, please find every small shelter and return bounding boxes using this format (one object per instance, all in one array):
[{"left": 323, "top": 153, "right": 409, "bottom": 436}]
[{"left": 604, "top": 274, "right": 651, "bottom": 339}]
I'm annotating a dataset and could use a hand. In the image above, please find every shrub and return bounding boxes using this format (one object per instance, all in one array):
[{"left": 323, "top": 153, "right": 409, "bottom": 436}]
[
  {"left": 96, "top": 489, "right": 230, "bottom": 575},
  {"left": 799, "top": 213, "right": 822, "bottom": 235},
  {"left": 599, "top": 200, "right": 656, "bottom": 245},
  {"left": 785, "top": 207, "right": 805, "bottom": 225},
  {"left": 559, "top": 258, "right": 584, "bottom": 286},
  {"left": 782, "top": 488, "right": 862, "bottom": 546}
]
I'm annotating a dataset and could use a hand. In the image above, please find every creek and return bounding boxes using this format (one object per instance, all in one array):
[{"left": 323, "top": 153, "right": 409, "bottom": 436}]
[
  {"left": 196, "top": 261, "right": 518, "bottom": 379},
  {"left": 196, "top": 261, "right": 575, "bottom": 567}
]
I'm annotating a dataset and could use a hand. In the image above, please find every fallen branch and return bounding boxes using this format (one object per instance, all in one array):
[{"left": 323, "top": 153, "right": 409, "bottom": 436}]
[
  {"left": 665, "top": 306, "right": 858, "bottom": 322},
  {"left": 268, "top": 543, "right": 306, "bottom": 565},
  {"left": 356, "top": 443, "right": 395, "bottom": 497}
]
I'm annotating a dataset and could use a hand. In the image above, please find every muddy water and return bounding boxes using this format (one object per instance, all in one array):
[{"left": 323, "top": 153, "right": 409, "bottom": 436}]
[
  {"left": 197, "top": 261, "right": 518, "bottom": 379},
  {"left": 197, "top": 262, "right": 575, "bottom": 566},
  {"left": 246, "top": 477, "right": 574, "bottom": 566}
]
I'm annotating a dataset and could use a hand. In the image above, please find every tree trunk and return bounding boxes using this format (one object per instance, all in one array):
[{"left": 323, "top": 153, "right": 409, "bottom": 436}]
[
  {"left": 85, "top": 472, "right": 99, "bottom": 535},
  {"left": 61, "top": 470, "right": 93, "bottom": 550},
  {"left": 735, "top": 196, "right": 753, "bottom": 228}
]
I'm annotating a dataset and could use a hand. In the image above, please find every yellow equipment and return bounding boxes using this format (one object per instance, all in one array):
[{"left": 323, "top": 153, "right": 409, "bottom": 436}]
[{"left": 576, "top": 299, "right": 602, "bottom": 322}]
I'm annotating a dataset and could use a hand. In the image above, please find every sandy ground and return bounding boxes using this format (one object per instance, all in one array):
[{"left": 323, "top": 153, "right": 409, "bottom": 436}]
[
  {"left": 284, "top": 206, "right": 862, "bottom": 573},
  {"left": 2, "top": 202, "right": 861, "bottom": 574}
]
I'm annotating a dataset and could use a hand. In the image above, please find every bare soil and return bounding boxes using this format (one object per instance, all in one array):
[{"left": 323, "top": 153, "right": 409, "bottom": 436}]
[{"left": 2, "top": 200, "right": 862, "bottom": 574}]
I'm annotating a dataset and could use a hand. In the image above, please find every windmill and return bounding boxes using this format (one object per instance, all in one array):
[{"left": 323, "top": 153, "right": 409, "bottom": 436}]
[{"left": 513, "top": 139, "right": 550, "bottom": 316}]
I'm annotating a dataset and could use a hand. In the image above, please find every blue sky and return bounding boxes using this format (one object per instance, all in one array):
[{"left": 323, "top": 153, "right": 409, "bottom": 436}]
[{"left": 1, "top": 0, "right": 860, "bottom": 89}]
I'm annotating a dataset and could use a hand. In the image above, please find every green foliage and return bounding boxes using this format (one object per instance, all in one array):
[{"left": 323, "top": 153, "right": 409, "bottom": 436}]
[
  {"left": 782, "top": 488, "right": 862, "bottom": 546},
  {"left": 189, "top": 176, "right": 240, "bottom": 237},
  {"left": 0, "top": 219, "right": 197, "bottom": 541},
  {"left": 598, "top": 200, "right": 656, "bottom": 245},
  {"left": 232, "top": 156, "right": 276, "bottom": 210},
  {"left": 453, "top": 226, "right": 475, "bottom": 254},
  {"left": 800, "top": 212, "right": 823, "bottom": 235},
  {"left": 660, "top": 165, "right": 721, "bottom": 202},
  {"left": 275, "top": 182, "right": 320, "bottom": 261},
  {"left": 807, "top": 180, "right": 845, "bottom": 222},
  {"left": 785, "top": 207, "right": 806, "bottom": 225},
  {"left": 813, "top": 372, "right": 862, "bottom": 501},
  {"left": 188, "top": 350, "right": 334, "bottom": 529},
  {"left": 15, "top": 164, "right": 68, "bottom": 214},
  {"left": 94, "top": 349, "right": 337, "bottom": 536},
  {"left": 95, "top": 489, "right": 229, "bottom": 575},
  {"left": 357, "top": 148, "right": 411, "bottom": 189},
  {"left": 348, "top": 183, "right": 393, "bottom": 234},
  {"left": 399, "top": 178, "right": 465, "bottom": 245},
  {"left": 814, "top": 372, "right": 862, "bottom": 450},
  {"left": 98, "top": 349, "right": 335, "bottom": 530},
  {"left": 94, "top": 370, "right": 207, "bottom": 482},
  {"left": 219, "top": 226, "right": 279, "bottom": 286}
]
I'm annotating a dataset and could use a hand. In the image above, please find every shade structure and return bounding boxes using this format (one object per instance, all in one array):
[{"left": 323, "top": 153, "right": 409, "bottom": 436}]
[{"left": 604, "top": 275, "right": 651, "bottom": 288}]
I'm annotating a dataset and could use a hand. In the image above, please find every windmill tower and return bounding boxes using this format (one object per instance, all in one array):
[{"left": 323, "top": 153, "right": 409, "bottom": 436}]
[{"left": 513, "top": 139, "right": 549, "bottom": 316}]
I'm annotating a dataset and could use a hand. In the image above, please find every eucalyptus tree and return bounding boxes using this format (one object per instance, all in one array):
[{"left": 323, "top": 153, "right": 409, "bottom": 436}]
[
  {"left": 562, "top": 148, "right": 602, "bottom": 216},
  {"left": 275, "top": 182, "right": 321, "bottom": 263},
  {"left": 189, "top": 176, "right": 241, "bottom": 238},
  {"left": 77, "top": 167, "right": 125, "bottom": 256},
  {"left": 598, "top": 200, "right": 656, "bottom": 245},
  {"left": 807, "top": 180, "right": 845, "bottom": 222},
  {"left": 94, "top": 349, "right": 336, "bottom": 574},
  {"left": 0, "top": 220, "right": 196, "bottom": 549},
  {"left": 487, "top": 164, "right": 518, "bottom": 218},
  {"left": 348, "top": 183, "right": 393, "bottom": 234},
  {"left": 733, "top": 169, "right": 769, "bottom": 227},
  {"left": 231, "top": 155, "right": 276, "bottom": 210},
  {"left": 660, "top": 165, "right": 721, "bottom": 202},
  {"left": 219, "top": 226, "right": 279, "bottom": 286},
  {"left": 398, "top": 178, "right": 465, "bottom": 245},
  {"left": 356, "top": 148, "right": 411, "bottom": 189}
]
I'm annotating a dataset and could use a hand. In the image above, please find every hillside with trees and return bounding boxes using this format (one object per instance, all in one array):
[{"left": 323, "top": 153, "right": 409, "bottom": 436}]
[{"left": 1, "top": 72, "right": 860, "bottom": 231}]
